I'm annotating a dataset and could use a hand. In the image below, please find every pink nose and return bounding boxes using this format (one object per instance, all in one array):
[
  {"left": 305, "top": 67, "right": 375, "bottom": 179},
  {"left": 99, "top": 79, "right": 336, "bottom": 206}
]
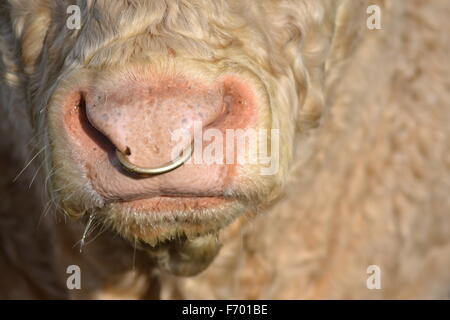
[
  {"left": 63, "top": 75, "right": 257, "bottom": 200},
  {"left": 85, "top": 80, "right": 224, "bottom": 169}
]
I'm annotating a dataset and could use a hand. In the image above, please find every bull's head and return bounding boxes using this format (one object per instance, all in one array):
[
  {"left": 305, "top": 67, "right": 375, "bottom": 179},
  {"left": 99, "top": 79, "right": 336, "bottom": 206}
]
[{"left": 0, "top": 0, "right": 367, "bottom": 276}]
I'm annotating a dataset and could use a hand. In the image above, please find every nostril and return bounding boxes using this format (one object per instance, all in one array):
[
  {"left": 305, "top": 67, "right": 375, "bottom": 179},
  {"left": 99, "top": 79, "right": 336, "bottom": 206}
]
[
  {"left": 124, "top": 146, "right": 131, "bottom": 156},
  {"left": 65, "top": 93, "right": 117, "bottom": 155}
]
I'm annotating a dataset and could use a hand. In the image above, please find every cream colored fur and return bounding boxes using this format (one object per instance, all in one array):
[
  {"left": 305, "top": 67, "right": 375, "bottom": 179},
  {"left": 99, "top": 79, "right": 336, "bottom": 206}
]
[{"left": 0, "top": 0, "right": 449, "bottom": 299}]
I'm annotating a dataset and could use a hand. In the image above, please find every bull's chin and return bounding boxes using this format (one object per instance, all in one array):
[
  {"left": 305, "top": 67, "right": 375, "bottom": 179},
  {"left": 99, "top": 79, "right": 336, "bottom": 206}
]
[{"left": 91, "top": 195, "right": 249, "bottom": 276}]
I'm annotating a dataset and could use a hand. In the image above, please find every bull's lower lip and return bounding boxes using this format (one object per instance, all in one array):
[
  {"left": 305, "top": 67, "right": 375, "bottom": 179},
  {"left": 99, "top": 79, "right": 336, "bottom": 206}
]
[
  {"left": 117, "top": 195, "right": 230, "bottom": 213},
  {"left": 99, "top": 195, "right": 245, "bottom": 246}
]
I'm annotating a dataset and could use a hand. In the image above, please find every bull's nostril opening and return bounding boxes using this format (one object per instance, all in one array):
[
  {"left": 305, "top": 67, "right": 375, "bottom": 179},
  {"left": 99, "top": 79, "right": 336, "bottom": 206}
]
[
  {"left": 124, "top": 147, "right": 131, "bottom": 156},
  {"left": 73, "top": 94, "right": 117, "bottom": 154}
]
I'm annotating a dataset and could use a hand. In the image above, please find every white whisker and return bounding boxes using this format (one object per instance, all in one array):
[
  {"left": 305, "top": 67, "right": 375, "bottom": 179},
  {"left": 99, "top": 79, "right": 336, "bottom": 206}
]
[
  {"left": 79, "top": 213, "right": 95, "bottom": 252},
  {"left": 28, "top": 160, "right": 45, "bottom": 189},
  {"left": 13, "top": 146, "right": 46, "bottom": 182}
]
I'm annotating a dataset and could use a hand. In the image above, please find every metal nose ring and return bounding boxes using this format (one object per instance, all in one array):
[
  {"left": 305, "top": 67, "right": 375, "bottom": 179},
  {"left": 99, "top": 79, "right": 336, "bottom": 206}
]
[{"left": 115, "top": 143, "right": 194, "bottom": 176}]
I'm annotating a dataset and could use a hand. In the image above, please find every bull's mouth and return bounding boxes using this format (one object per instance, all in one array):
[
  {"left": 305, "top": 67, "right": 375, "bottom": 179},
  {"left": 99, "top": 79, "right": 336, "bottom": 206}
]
[{"left": 101, "top": 194, "right": 247, "bottom": 243}]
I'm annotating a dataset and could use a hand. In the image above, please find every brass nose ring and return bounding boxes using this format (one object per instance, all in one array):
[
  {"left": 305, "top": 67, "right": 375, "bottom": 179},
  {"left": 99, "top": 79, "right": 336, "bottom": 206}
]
[{"left": 115, "top": 143, "right": 194, "bottom": 175}]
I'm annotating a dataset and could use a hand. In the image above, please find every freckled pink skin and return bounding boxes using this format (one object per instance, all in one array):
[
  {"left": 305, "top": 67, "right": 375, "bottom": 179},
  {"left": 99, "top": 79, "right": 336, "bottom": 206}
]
[
  {"left": 85, "top": 79, "right": 224, "bottom": 168},
  {"left": 63, "top": 76, "right": 257, "bottom": 202}
]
